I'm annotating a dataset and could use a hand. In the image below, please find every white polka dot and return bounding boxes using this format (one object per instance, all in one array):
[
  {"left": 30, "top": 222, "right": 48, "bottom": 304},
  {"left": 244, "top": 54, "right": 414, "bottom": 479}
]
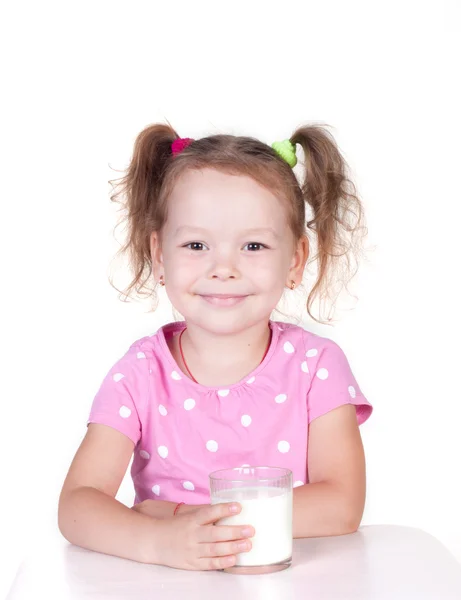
[
  {"left": 241, "top": 415, "right": 252, "bottom": 427},
  {"left": 316, "top": 368, "right": 329, "bottom": 380},
  {"left": 278, "top": 441, "right": 290, "bottom": 453},
  {"left": 218, "top": 389, "right": 230, "bottom": 397},
  {"left": 206, "top": 440, "right": 218, "bottom": 452},
  {"left": 283, "top": 341, "right": 295, "bottom": 354},
  {"left": 119, "top": 406, "right": 131, "bottom": 418},
  {"left": 183, "top": 481, "right": 195, "bottom": 491},
  {"left": 348, "top": 385, "right": 357, "bottom": 398},
  {"left": 137, "top": 352, "right": 146, "bottom": 359},
  {"left": 171, "top": 371, "right": 181, "bottom": 380},
  {"left": 247, "top": 376, "right": 255, "bottom": 384},
  {"left": 241, "top": 463, "right": 250, "bottom": 467},
  {"left": 184, "top": 398, "right": 196, "bottom": 410},
  {"left": 275, "top": 394, "right": 287, "bottom": 404},
  {"left": 306, "top": 349, "right": 318, "bottom": 357},
  {"left": 158, "top": 446, "right": 168, "bottom": 459},
  {"left": 140, "top": 450, "right": 150, "bottom": 459},
  {"left": 158, "top": 404, "right": 167, "bottom": 416},
  {"left": 152, "top": 484, "right": 160, "bottom": 496},
  {"left": 113, "top": 373, "right": 124, "bottom": 382},
  {"left": 293, "top": 480, "right": 304, "bottom": 488},
  {"left": 301, "top": 361, "right": 309, "bottom": 373}
]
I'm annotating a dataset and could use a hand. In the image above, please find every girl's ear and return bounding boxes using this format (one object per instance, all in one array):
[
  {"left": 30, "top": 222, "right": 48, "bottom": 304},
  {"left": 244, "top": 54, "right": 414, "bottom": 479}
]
[
  {"left": 288, "top": 235, "right": 309, "bottom": 285},
  {"left": 150, "top": 231, "right": 164, "bottom": 281}
]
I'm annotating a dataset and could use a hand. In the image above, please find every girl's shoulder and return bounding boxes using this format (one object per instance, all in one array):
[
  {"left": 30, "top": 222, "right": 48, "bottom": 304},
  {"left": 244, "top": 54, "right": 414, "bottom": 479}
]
[
  {"left": 272, "top": 320, "right": 344, "bottom": 356},
  {"left": 133, "top": 320, "right": 183, "bottom": 356},
  {"left": 122, "top": 321, "right": 184, "bottom": 358},
  {"left": 274, "top": 320, "right": 372, "bottom": 425}
]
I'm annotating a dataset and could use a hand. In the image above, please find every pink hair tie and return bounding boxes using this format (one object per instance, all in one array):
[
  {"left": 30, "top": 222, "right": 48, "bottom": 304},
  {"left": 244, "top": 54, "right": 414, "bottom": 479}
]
[{"left": 171, "top": 137, "right": 194, "bottom": 155}]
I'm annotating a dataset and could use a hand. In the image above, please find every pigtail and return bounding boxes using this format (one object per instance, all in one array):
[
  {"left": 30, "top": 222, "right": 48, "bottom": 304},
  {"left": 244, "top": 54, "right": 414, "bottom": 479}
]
[
  {"left": 109, "top": 122, "right": 179, "bottom": 302},
  {"left": 291, "top": 125, "right": 367, "bottom": 322}
]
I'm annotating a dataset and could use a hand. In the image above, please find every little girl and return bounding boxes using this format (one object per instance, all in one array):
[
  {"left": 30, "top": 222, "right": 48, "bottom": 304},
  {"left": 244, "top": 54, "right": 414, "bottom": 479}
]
[{"left": 58, "top": 122, "right": 373, "bottom": 572}]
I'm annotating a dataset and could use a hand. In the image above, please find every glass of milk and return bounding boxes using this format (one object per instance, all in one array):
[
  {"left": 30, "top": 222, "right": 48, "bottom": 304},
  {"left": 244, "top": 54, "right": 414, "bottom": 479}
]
[{"left": 209, "top": 466, "right": 293, "bottom": 574}]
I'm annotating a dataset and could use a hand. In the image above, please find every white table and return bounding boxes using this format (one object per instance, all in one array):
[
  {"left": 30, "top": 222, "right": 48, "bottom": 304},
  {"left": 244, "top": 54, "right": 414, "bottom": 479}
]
[{"left": 7, "top": 525, "right": 461, "bottom": 599}]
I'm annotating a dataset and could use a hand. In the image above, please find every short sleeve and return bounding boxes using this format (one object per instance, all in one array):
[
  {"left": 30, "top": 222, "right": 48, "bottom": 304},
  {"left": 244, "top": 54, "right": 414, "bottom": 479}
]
[
  {"left": 304, "top": 334, "right": 373, "bottom": 426},
  {"left": 87, "top": 345, "right": 149, "bottom": 445}
]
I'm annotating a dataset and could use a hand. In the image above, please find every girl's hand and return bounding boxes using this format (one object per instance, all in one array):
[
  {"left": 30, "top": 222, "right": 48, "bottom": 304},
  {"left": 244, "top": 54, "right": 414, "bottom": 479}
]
[
  {"left": 150, "top": 502, "right": 255, "bottom": 571},
  {"left": 131, "top": 499, "right": 177, "bottom": 519},
  {"left": 175, "top": 502, "right": 209, "bottom": 515},
  {"left": 131, "top": 500, "right": 208, "bottom": 519}
]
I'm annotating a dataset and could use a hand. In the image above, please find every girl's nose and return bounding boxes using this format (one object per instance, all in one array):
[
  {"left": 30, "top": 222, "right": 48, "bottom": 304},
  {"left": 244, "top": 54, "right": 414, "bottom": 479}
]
[
  {"left": 208, "top": 253, "right": 240, "bottom": 280},
  {"left": 210, "top": 264, "right": 240, "bottom": 280}
]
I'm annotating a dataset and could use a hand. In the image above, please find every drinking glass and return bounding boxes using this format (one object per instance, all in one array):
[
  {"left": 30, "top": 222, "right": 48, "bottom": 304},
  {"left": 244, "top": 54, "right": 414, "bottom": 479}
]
[{"left": 210, "top": 466, "right": 293, "bottom": 574}]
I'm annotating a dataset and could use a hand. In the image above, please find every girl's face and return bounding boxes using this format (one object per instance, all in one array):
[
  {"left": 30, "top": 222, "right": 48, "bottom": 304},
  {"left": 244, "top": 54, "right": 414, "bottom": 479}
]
[{"left": 151, "top": 168, "right": 308, "bottom": 335}]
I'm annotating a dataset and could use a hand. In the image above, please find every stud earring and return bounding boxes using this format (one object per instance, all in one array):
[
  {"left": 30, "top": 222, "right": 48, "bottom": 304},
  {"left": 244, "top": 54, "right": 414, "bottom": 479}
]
[
  {"left": 290, "top": 280, "right": 296, "bottom": 290},
  {"left": 159, "top": 275, "right": 165, "bottom": 287}
]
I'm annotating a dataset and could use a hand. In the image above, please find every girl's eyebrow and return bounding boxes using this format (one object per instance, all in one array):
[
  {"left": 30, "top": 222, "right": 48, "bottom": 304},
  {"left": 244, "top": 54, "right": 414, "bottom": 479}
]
[{"left": 174, "top": 226, "right": 280, "bottom": 238}]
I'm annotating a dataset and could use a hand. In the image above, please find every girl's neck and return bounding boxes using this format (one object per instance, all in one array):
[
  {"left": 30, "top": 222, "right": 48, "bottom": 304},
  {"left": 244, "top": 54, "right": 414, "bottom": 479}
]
[{"left": 168, "top": 320, "right": 272, "bottom": 387}]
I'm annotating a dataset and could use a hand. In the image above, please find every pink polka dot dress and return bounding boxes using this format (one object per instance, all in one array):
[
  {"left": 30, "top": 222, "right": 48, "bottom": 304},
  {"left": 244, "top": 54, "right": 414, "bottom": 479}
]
[{"left": 88, "top": 321, "right": 373, "bottom": 505}]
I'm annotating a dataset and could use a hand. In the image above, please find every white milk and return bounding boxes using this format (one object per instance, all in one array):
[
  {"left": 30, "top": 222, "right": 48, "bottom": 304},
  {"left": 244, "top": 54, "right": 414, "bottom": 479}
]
[{"left": 211, "top": 486, "right": 293, "bottom": 566}]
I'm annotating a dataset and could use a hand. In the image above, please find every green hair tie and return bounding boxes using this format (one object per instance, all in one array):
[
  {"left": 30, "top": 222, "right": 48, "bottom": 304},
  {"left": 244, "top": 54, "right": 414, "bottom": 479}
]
[{"left": 271, "top": 139, "right": 297, "bottom": 168}]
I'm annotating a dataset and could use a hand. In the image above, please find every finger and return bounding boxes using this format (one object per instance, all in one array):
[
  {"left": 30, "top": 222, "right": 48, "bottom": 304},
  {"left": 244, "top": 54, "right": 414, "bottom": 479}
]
[
  {"left": 195, "top": 502, "right": 241, "bottom": 526},
  {"left": 199, "top": 554, "right": 238, "bottom": 571},
  {"left": 197, "top": 523, "right": 255, "bottom": 544},
  {"left": 199, "top": 538, "right": 252, "bottom": 559}
]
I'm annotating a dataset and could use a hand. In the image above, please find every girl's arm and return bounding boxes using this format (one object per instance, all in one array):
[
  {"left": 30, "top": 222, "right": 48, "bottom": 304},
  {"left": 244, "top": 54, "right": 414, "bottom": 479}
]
[
  {"left": 293, "top": 404, "right": 366, "bottom": 538},
  {"left": 58, "top": 423, "right": 161, "bottom": 563},
  {"left": 58, "top": 424, "right": 254, "bottom": 569}
]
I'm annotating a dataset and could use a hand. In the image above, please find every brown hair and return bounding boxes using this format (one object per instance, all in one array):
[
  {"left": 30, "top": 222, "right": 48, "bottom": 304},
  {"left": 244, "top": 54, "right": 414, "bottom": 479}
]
[{"left": 109, "top": 122, "right": 367, "bottom": 324}]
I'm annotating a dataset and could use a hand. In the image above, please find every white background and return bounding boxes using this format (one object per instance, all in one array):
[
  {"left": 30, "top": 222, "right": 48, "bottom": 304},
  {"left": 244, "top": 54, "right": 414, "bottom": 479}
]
[{"left": 1, "top": 1, "right": 460, "bottom": 597}]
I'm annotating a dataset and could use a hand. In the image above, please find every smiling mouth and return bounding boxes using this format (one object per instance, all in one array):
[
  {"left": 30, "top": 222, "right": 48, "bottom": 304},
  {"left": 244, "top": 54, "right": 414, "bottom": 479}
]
[{"left": 198, "top": 294, "right": 248, "bottom": 307}]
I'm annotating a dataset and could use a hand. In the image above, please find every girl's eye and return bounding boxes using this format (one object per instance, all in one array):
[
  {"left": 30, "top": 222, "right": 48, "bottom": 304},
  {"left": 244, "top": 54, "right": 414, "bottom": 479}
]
[
  {"left": 244, "top": 242, "right": 267, "bottom": 251},
  {"left": 183, "top": 242, "right": 267, "bottom": 251},
  {"left": 185, "top": 242, "right": 207, "bottom": 251}
]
